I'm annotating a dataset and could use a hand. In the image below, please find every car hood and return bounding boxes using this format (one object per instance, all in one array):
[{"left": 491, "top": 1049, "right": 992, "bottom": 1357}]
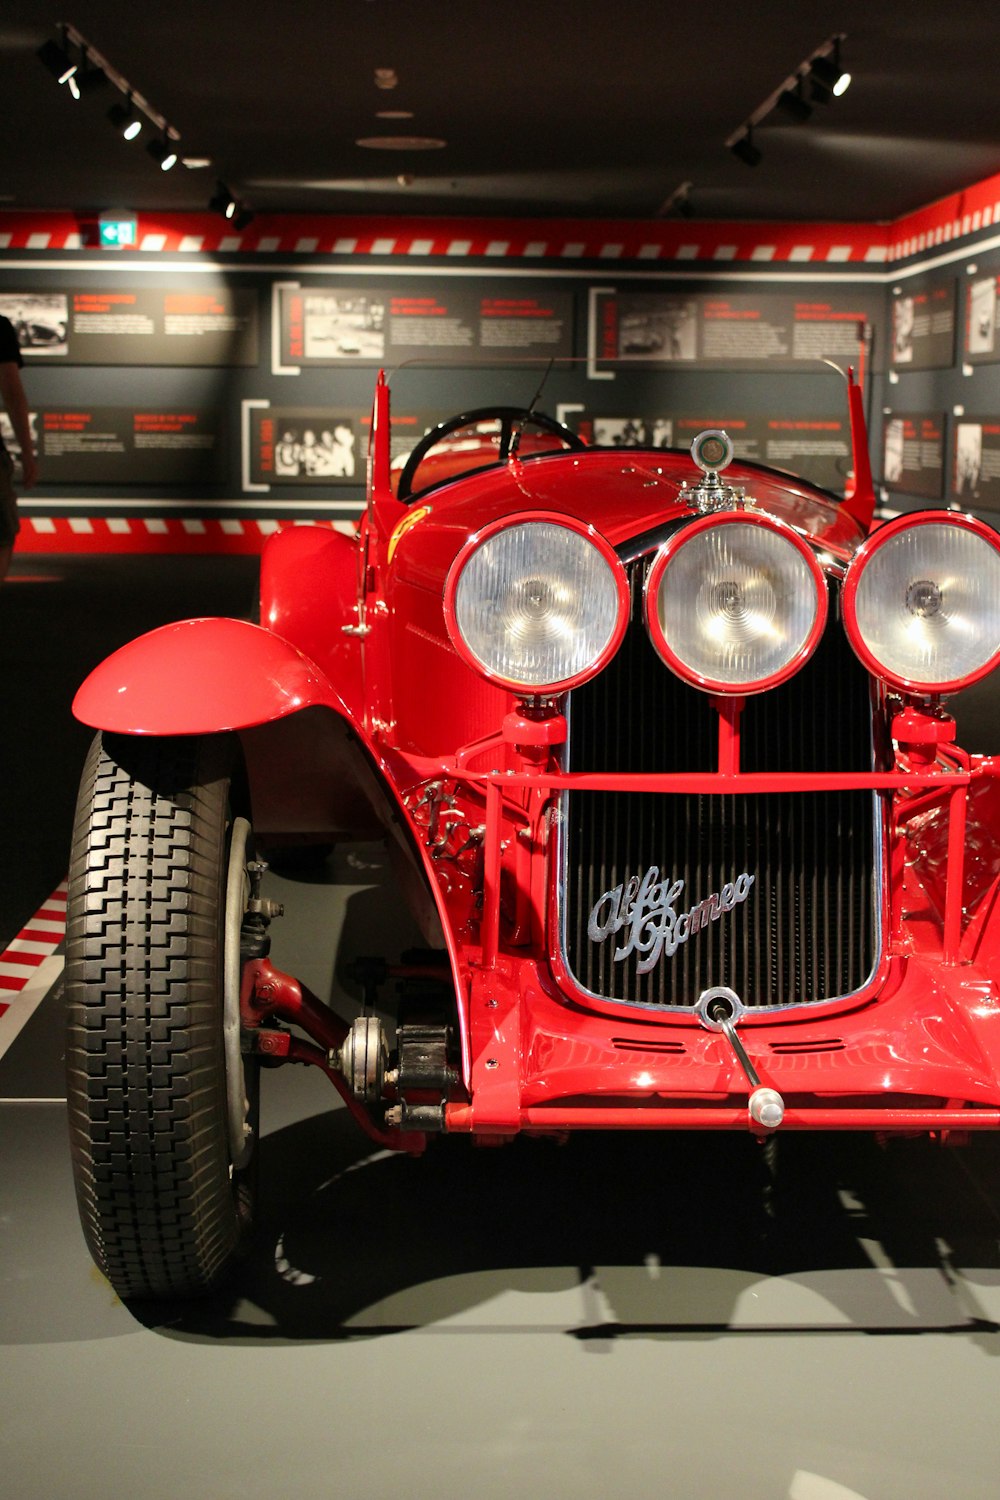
[{"left": 389, "top": 447, "right": 865, "bottom": 591}]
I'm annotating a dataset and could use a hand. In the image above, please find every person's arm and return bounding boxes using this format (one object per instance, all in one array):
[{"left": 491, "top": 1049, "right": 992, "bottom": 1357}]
[{"left": 0, "top": 362, "right": 37, "bottom": 489}]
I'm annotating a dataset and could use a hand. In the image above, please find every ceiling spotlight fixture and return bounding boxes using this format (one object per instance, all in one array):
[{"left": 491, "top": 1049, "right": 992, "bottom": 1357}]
[
  {"left": 147, "top": 136, "right": 178, "bottom": 170},
  {"left": 374, "top": 67, "right": 398, "bottom": 90},
  {"left": 209, "top": 181, "right": 238, "bottom": 217},
  {"left": 36, "top": 33, "right": 78, "bottom": 86},
  {"left": 108, "top": 95, "right": 142, "bottom": 140},
  {"left": 811, "top": 39, "right": 851, "bottom": 99},
  {"left": 731, "top": 128, "right": 762, "bottom": 167},
  {"left": 725, "top": 33, "right": 850, "bottom": 163},
  {"left": 208, "top": 181, "right": 253, "bottom": 227},
  {"left": 776, "top": 83, "right": 812, "bottom": 123}
]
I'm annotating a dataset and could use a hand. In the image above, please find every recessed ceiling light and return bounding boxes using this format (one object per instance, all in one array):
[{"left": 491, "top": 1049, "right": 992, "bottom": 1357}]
[
  {"left": 376, "top": 109, "right": 414, "bottom": 120},
  {"left": 356, "top": 135, "right": 446, "bottom": 150},
  {"left": 374, "top": 67, "right": 398, "bottom": 89},
  {"left": 182, "top": 156, "right": 212, "bottom": 169}
]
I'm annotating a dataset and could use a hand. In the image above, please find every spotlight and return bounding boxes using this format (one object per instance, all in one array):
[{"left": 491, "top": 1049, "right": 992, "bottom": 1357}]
[
  {"left": 731, "top": 128, "right": 761, "bottom": 167},
  {"left": 233, "top": 206, "right": 255, "bottom": 231},
  {"left": 810, "top": 41, "right": 850, "bottom": 99},
  {"left": 776, "top": 85, "right": 812, "bottom": 122},
  {"left": 147, "top": 136, "right": 178, "bottom": 170},
  {"left": 108, "top": 97, "right": 142, "bottom": 140},
  {"left": 36, "top": 35, "right": 77, "bottom": 86},
  {"left": 209, "top": 181, "right": 238, "bottom": 217}
]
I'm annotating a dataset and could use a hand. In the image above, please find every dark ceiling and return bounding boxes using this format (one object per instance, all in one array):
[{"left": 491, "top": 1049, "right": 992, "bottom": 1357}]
[{"left": 2, "top": 1, "right": 1000, "bottom": 226}]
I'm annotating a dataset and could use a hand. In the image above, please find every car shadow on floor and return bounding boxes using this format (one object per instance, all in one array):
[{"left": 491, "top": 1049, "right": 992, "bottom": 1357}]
[{"left": 131, "top": 1112, "right": 1000, "bottom": 1349}]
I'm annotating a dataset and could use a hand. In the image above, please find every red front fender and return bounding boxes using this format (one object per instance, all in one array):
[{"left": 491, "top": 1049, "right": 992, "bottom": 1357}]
[{"left": 73, "top": 617, "right": 347, "bottom": 735}]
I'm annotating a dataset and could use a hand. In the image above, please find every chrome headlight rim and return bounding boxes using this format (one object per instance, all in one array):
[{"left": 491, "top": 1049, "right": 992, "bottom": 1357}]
[
  {"left": 842, "top": 509, "right": 1000, "bottom": 693},
  {"left": 443, "top": 511, "right": 630, "bottom": 694},
  {"left": 643, "top": 510, "right": 829, "bottom": 695}
]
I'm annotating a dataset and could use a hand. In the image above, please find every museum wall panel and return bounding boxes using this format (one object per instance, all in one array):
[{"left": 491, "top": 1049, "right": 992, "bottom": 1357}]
[{"left": 2, "top": 174, "right": 1000, "bottom": 552}]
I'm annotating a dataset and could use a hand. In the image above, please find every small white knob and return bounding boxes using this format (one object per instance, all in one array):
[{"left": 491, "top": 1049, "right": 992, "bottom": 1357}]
[{"left": 749, "top": 1087, "right": 784, "bottom": 1130}]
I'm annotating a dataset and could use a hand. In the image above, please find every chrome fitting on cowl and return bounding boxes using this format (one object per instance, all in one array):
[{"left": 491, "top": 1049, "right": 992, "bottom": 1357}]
[{"left": 687, "top": 428, "right": 751, "bottom": 513}]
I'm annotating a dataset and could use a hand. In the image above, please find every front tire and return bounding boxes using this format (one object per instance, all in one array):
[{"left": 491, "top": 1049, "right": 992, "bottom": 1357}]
[{"left": 65, "top": 732, "right": 257, "bottom": 1299}]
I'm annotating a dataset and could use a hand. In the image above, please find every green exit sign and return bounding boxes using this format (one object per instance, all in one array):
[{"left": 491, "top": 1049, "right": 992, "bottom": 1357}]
[{"left": 98, "top": 216, "right": 137, "bottom": 248}]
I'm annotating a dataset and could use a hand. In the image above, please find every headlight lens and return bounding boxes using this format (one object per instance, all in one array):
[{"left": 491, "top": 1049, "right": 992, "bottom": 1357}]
[
  {"left": 644, "top": 512, "right": 828, "bottom": 693},
  {"left": 843, "top": 511, "right": 1000, "bottom": 691},
  {"left": 445, "top": 516, "right": 628, "bottom": 692}
]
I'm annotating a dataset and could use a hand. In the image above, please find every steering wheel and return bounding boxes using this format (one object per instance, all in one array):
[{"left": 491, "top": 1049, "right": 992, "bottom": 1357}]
[{"left": 396, "top": 405, "right": 586, "bottom": 501}]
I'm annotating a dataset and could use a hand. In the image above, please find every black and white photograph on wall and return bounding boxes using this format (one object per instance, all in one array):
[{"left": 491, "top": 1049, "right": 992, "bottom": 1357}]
[
  {"left": 954, "top": 422, "right": 984, "bottom": 498},
  {"left": 615, "top": 296, "right": 698, "bottom": 361},
  {"left": 0, "top": 294, "right": 68, "bottom": 355},
  {"left": 276, "top": 424, "right": 357, "bottom": 478},
  {"left": 0, "top": 410, "right": 39, "bottom": 468},
  {"left": 303, "top": 293, "right": 386, "bottom": 361},
  {"left": 593, "top": 417, "right": 651, "bottom": 446},
  {"left": 889, "top": 278, "right": 956, "bottom": 371},
  {"left": 892, "top": 295, "right": 915, "bottom": 364},
  {"left": 967, "top": 277, "right": 997, "bottom": 356},
  {"left": 884, "top": 417, "right": 905, "bottom": 483},
  {"left": 587, "top": 416, "right": 675, "bottom": 448},
  {"left": 962, "top": 263, "right": 1000, "bottom": 366},
  {"left": 881, "top": 412, "right": 945, "bottom": 499},
  {"left": 248, "top": 406, "right": 361, "bottom": 486}
]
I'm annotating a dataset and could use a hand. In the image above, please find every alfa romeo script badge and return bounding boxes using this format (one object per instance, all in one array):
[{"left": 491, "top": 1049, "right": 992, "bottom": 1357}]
[{"left": 587, "top": 865, "right": 755, "bottom": 975}]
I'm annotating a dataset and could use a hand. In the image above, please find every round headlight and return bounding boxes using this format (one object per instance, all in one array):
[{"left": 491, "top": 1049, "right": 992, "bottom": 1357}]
[
  {"left": 644, "top": 512, "right": 828, "bottom": 694},
  {"left": 445, "top": 515, "right": 628, "bottom": 692},
  {"left": 843, "top": 511, "right": 1000, "bottom": 692}
]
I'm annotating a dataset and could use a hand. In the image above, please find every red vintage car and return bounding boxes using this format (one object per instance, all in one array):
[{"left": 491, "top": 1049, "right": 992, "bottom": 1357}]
[{"left": 66, "top": 371, "right": 1000, "bottom": 1300}]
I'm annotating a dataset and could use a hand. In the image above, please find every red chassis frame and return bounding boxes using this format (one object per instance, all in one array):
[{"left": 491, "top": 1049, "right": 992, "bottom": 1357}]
[{"left": 232, "top": 685, "right": 1000, "bottom": 1144}]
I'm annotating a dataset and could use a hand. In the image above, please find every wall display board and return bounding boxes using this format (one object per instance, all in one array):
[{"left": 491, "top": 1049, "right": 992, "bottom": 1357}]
[
  {"left": 588, "top": 288, "right": 877, "bottom": 375},
  {"left": 964, "top": 260, "right": 1000, "bottom": 365},
  {"left": 568, "top": 410, "right": 852, "bottom": 492},
  {"left": 0, "top": 288, "right": 258, "bottom": 366},
  {"left": 950, "top": 417, "right": 1000, "bottom": 509},
  {"left": 0, "top": 255, "right": 891, "bottom": 518},
  {"left": 881, "top": 412, "right": 946, "bottom": 499},
  {"left": 889, "top": 277, "right": 956, "bottom": 370},
  {"left": 36, "top": 407, "right": 224, "bottom": 485},
  {"left": 274, "top": 283, "right": 573, "bottom": 372}
]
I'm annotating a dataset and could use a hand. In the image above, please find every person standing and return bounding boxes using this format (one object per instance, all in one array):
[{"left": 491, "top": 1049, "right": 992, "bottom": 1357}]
[{"left": 0, "top": 313, "right": 38, "bottom": 583}]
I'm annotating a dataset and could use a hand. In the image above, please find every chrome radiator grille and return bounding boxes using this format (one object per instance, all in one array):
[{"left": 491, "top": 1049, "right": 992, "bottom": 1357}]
[{"left": 561, "top": 570, "right": 880, "bottom": 1010}]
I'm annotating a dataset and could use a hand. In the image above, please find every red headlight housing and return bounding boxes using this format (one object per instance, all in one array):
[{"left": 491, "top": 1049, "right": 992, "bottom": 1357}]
[
  {"left": 643, "top": 511, "right": 828, "bottom": 695},
  {"left": 842, "top": 511, "right": 1000, "bottom": 694},
  {"left": 444, "top": 513, "right": 629, "bottom": 694}
]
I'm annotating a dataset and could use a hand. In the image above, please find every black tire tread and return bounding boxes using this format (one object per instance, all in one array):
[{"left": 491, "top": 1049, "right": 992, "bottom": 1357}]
[{"left": 65, "top": 732, "right": 242, "bottom": 1299}]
